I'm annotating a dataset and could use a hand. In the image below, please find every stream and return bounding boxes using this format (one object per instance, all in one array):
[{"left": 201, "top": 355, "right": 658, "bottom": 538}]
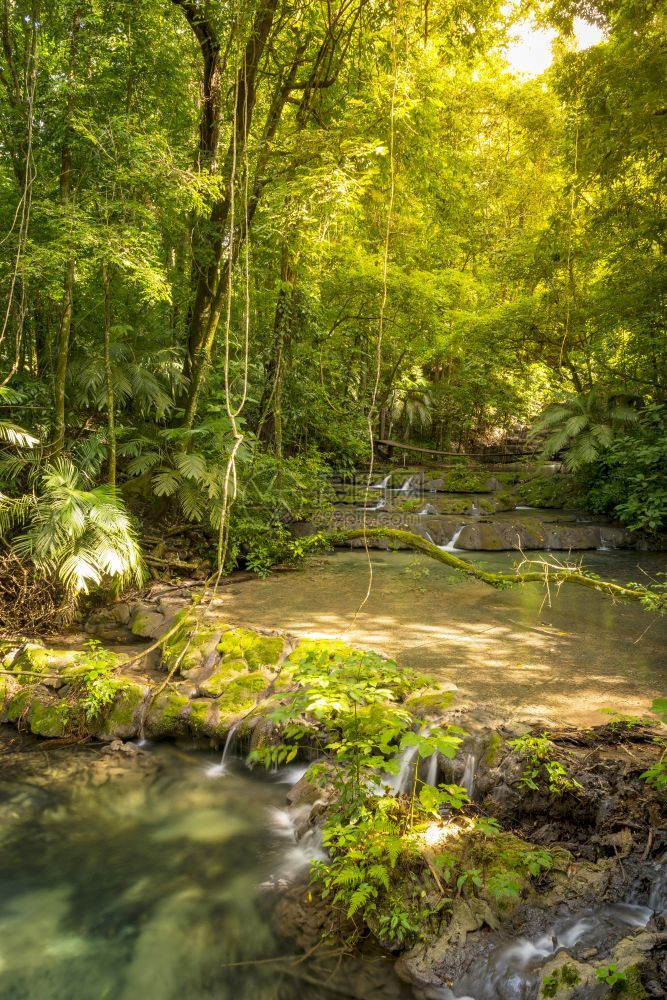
[
  {"left": 1, "top": 537, "right": 665, "bottom": 999},
  {"left": 1, "top": 727, "right": 664, "bottom": 1000},
  {"left": 0, "top": 729, "right": 412, "bottom": 1000}
]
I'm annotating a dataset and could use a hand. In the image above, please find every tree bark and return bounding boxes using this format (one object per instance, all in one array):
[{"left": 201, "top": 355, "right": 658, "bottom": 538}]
[
  {"left": 102, "top": 265, "right": 116, "bottom": 486},
  {"left": 52, "top": 7, "right": 80, "bottom": 454}
]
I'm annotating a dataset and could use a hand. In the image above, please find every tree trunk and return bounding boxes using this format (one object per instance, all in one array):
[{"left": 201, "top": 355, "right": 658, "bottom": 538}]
[
  {"left": 102, "top": 265, "right": 116, "bottom": 486},
  {"left": 258, "top": 241, "right": 296, "bottom": 458},
  {"left": 52, "top": 7, "right": 80, "bottom": 454}
]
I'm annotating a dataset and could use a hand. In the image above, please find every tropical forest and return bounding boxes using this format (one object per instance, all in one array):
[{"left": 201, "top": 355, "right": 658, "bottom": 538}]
[{"left": 0, "top": 0, "right": 665, "bottom": 997}]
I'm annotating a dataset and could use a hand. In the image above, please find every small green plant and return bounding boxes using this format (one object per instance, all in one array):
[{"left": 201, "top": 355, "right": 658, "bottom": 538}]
[
  {"left": 475, "top": 816, "right": 502, "bottom": 837},
  {"left": 77, "top": 639, "right": 121, "bottom": 722},
  {"left": 418, "top": 782, "right": 469, "bottom": 817},
  {"left": 541, "top": 971, "right": 559, "bottom": 997},
  {"left": 522, "top": 849, "right": 553, "bottom": 878},
  {"left": 600, "top": 708, "right": 651, "bottom": 731},
  {"left": 542, "top": 963, "right": 581, "bottom": 996},
  {"left": 376, "top": 904, "right": 421, "bottom": 945},
  {"left": 456, "top": 867, "right": 483, "bottom": 895},
  {"left": 487, "top": 871, "right": 521, "bottom": 900},
  {"left": 640, "top": 738, "right": 667, "bottom": 791},
  {"left": 595, "top": 963, "right": 628, "bottom": 990},
  {"left": 509, "top": 733, "right": 583, "bottom": 796}
]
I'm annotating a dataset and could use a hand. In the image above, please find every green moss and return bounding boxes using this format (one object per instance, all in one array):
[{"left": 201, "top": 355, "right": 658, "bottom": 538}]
[
  {"left": 217, "top": 673, "right": 270, "bottom": 717},
  {"left": 0, "top": 675, "right": 10, "bottom": 712},
  {"left": 443, "top": 469, "right": 490, "bottom": 493},
  {"left": 617, "top": 966, "right": 648, "bottom": 999},
  {"left": 200, "top": 657, "right": 247, "bottom": 696},
  {"left": 286, "top": 638, "right": 352, "bottom": 666},
  {"left": 516, "top": 474, "right": 582, "bottom": 510},
  {"left": 484, "top": 732, "right": 504, "bottom": 767},
  {"left": 28, "top": 697, "right": 69, "bottom": 738},
  {"left": 7, "top": 688, "right": 32, "bottom": 723},
  {"left": 478, "top": 498, "right": 496, "bottom": 513},
  {"left": 217, "top": 628, "right": 284, "bottom": 671},
  {"left": 405, "top": 690, "right": 456, "bottom": 718},
  {"left": 9, "top": 644, "right": 50, "bottom": 683},
  {"left": 103, "top": 681, "right": 146, "bottom": 730},
  {"left": 496, "top": 492, "right": 517, "bottom": 510},
  {"left": 146, "top": 691, "right": 190, "bottom": 738},
  {"left": 187, "top": 698, "right": 215, "bottom": 735}
]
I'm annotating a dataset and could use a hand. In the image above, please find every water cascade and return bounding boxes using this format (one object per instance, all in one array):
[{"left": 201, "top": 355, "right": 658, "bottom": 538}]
[
  {"left": 461, "top": 753, "right": 477, "bottom": 798},
  {"left": 399, "top": 474, "right": 419, "bottom": 495},
  {"left": 392, "top": 744, "right": 419, "bottom": 795},
  {"left": 206, "top": 721, "right": 240, "bottom": 777},
  {"left": 370, "top": 474, "right": 392, "bottom": 490},
  {"left": 440, "top": 525, "right": 465, "bottom": 552},
  {"left": 425, "top": 752, "right": 439, "bottom": 787},
  {"left": 429, "top": 901, "right": 658, "bottom": 1000}
]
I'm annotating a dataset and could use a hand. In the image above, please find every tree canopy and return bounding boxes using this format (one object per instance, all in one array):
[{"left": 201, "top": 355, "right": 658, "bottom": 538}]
[{"left": 0, "top": 0, "right": 664, "bottom": 592}]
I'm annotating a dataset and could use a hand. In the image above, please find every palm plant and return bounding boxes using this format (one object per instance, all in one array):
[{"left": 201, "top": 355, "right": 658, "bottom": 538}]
[
  {"left": 530, "top": 391, "right": 639, "bottom": 471},
  {"left": 0, "top": 386, "right": 40, "bottom": 450},
  {"left": 0, "top": 458, "right": 145, "bottom": 595},
  {"left": 387, "top": 368, "right": 433, "bottom": 437}
]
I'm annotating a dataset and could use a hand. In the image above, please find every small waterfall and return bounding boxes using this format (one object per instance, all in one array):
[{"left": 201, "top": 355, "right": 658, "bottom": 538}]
[
  {"left": 461, "top": 753, "right": 477, "bottom": 797},
  {"left": 598, "top": 532, "right": 614, "bottom": 552},
  {"left": 426, "top": 752, "right": 439, "bottom": 786},
  {"left": 206, "top": 721, "right": 240, "bottom": 777},
  {"left": 370, "top": 474, "right": 391, "bottom": 489},
  {"left": 398, "top": 474, "right": 418, "bottom": 495},
  {"left": 392, "top": 745, "right": 419, "bottom": 795},
  {"left": 222, "top": 722, "right": 240, "bottom": 766},
  {"left": 440, "top": 525, "right": 465, "bottom": 552}
]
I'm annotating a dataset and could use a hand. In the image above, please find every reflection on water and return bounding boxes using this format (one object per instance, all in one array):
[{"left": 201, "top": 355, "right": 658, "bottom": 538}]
[
  {"left": 0, "top": 732, "right": 408, "bottom": 1000},
  {"left": 220, "top": 549, "right": 667, "bottom": 727}
]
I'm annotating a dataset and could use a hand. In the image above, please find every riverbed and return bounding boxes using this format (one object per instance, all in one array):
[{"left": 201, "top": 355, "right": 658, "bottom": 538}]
[
  {"left": 216, "top": 549, "right": 666, "bottom": 727},
  {"left": 0, "top": 729, "right": 411, "bottom": 1000}
]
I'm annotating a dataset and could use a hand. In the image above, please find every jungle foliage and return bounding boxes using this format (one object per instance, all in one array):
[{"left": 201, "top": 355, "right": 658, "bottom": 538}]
[{"left": 0, "top": 0, "right": 664, "bottom": 596}]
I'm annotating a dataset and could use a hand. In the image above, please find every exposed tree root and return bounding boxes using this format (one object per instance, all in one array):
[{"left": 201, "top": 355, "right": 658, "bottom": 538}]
[{"left": 325, "top": 527, "right": 666, "bottom": 609}]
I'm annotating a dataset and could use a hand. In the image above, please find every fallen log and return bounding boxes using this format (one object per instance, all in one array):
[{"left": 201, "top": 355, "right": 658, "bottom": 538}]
[{"left": 324, "top": 527, "right": 666, "bottom": 610}]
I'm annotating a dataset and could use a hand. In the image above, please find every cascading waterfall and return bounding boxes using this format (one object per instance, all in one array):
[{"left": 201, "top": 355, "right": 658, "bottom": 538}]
[
  {"left": 426, "top": 752, "right": 439, "bottom": 787},
  {"left": 392, "top": 744, "right": 419, "bottom": 795},
  {"left": 206, "top": 722, "right": 240, "bottom": 777},
  {"left": 461, "top": 753, "right": 477, "bottom": 797},
  {"left": 440, "top": 525, "right": 465, "bottom": 552},
  {"left": 398, "top": 474, "right": 418, "bottom": 495},
  {"left": 370, "top": 473, "right": 391, "bottom": 490}
]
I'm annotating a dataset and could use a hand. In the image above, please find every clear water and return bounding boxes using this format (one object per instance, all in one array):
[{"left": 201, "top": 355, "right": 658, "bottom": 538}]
[{"left": 0, "top": 731, "right": 410, "bottom": 1000}]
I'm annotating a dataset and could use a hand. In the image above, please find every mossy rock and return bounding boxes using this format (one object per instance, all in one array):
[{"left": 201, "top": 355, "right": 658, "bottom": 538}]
[
  {"left": 186, "top": 698, "right": 218, "bottom": 737},
  {"left": 442, "top": 470, "right": 491, "bottom": 493},
  {"left": 216, "top": 627, "right": 284, "bottom": 671},
  {"left": 218, "top": 672, "right": 270, "bottom": 711},
  {"left": 163, "top": 619, "right": 224, "bottom": 675},
  {"left": 516, "top": 473, "right": 583, "bottom": 510},
  {"left": 405, "top": 689, "right": 456, "bottom": 719},
  {"left": 6, "top": 643, "right": 83, "bottom": 685},
  {"left": 199, "top": 657, "right": 247, "bottom": 696},
  {"left": 145, "top": 691, "right": 191, "bottom": 739},
  {"left": 0, "top": 674, "right": 20, "bottom": 719},
  {"left": 94, "top": 680, "right": 148, "bottom": 740},
  {"left": 286, "top": 638, "right": 352, "bottom": 667},
  {"left": 7, "top": 687, "right": 33, "bottom": 724},
  {"left": 27, "top": 695, "right": 70, "bottom": 738},
  {"left": 616, "top": 965, "right": 649, "bottom": 999},
  {"left": 484, "top": 731, "right": 504, "bottom": 767}
]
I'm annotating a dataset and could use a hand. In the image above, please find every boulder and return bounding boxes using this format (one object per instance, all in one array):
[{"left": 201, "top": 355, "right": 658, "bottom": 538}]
[{"left": 130, "top": 606, "right": 167, "bottom": 639}]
